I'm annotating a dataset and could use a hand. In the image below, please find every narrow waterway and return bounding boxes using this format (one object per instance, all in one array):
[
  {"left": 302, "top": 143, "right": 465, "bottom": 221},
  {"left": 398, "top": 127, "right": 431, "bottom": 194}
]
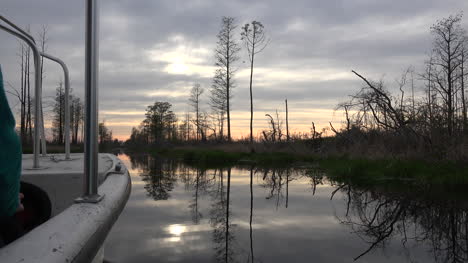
[{"left": 105, "top": 153, "right": 468, "bottom": 263}]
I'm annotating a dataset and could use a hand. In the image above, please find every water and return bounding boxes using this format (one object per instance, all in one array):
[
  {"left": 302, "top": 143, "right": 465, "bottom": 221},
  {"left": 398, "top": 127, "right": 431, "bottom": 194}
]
[{"left": 105, "top": 154, "right": 468, "bottom": 263}]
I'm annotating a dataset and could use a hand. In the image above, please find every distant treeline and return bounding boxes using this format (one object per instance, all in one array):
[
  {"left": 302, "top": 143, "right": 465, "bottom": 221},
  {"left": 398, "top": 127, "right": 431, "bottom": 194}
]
[
  {"left": 126, "top": 14, "right": 468, "bottom": 160},
  {"left": 8, "top": 25, "right": 120, "bottom": 152},
  {"left": 337, "top": 13, "right": 468, "bottom": 160}
]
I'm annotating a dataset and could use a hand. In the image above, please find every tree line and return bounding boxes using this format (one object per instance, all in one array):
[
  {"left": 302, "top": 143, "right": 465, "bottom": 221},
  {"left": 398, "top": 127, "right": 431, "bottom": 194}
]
[
  {"left": 128, "top": 17, "right": 272, "bottom": 146},
  {"left": 332, "top": 13, "right": 468, "bottom": 158},
  {"left": 7, "top": 25, "right": 115, "bottom": 150},
  {"left": 128, "top": 13, "right": 468, "bottom": 159}
]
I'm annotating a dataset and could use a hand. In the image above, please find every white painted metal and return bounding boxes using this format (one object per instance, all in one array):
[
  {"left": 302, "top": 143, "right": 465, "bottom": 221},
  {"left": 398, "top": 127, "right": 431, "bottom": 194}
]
[
  {"left": 0, "top": 15, "right": 49, "bottom": 161},
  {"left": 0, "top": 23, "right": 43, "bottom": 168},
  {"left": 41, "top": 52, "right": 71, "bottom": 160},
  {"left": 1, "top": 154, "right": 131, "bottom": 263},
  {"left": 82, "top": 0, "right": 102, "bottom": 201},
  {"left": 21, "top": 153, "right": 116, "bottom": 216}
]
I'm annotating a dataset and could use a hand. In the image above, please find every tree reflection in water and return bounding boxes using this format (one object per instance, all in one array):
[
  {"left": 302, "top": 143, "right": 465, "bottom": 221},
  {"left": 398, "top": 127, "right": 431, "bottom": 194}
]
[
  {"left": 184, "top": 168, "right": 212, "bottom": 224},
  {"left": 330, "top": 181, "right": 468, "bottom": 262},
  {"left": 260, "top": 168, "right": 298, "bottom": 209},
  {"left": 209, "top": 168, "right": 237, "bottom": 262},
  {"left": 129, "top": 154, "right": 178, "bottom": 200},
  {"left": 126, "top": 153, "right": 468, "bottom": 263},
  {"left": 249, "top": 166, "right": 254, "bottom": 263}
]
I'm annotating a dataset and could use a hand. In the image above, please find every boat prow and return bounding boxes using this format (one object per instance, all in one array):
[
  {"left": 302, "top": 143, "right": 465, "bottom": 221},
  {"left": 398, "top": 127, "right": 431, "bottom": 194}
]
[{"left": 0, "top": 153, "right": 131, "bottom": 263}]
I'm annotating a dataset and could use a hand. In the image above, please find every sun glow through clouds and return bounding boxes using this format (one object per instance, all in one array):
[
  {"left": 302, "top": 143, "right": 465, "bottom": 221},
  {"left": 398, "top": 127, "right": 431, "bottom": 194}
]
[
  {"left": 146, "top": 36, "right": 214, "bottom": 77},
  {"left": 166, "top": 62, "right": 190, "bottom": 74},
  {"left": 168, "top": 224, "right": 187, "bottom": 236}
]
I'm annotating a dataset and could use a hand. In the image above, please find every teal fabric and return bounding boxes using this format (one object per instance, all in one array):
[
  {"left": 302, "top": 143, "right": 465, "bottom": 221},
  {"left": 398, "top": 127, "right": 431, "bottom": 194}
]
[{"left": 0, "top": 65, "right": 21, "bottom": 217}]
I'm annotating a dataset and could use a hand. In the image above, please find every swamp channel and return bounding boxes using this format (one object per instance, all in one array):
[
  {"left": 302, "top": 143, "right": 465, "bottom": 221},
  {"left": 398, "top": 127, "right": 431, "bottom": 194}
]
[{"left": 104, "top": 153, "right": 468, "bottom": 263}]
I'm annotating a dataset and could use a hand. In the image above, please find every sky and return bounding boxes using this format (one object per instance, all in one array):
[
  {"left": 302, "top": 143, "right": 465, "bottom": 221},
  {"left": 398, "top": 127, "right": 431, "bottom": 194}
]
[{"left": 1, "top": 0, "right": 468, "bottom": 140}]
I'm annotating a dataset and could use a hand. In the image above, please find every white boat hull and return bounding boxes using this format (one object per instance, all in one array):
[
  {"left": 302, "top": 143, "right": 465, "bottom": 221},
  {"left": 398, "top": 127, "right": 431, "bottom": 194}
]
[{"left": 0, "top": 153, "right": 131, "bottom": 263}]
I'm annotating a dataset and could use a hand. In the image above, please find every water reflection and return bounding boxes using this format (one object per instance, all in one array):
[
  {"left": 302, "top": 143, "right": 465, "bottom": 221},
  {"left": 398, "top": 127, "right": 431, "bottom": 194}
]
[
  {"left": 249, "top": 167, "right": 254, "bottom": 263},
  {"left": 260, "top": 168, "right": 300, "bottom": 209},
  {"left": 185, "top": 168, "right": 211, "bottom": 224},
  {"left": 116, "top": 153, "right": 468, "bottom": 263},
  {"left": 130, "top": 154, "right": 178, "bottom": 200},
  {"left": 332, "top": 181, "right": 468, "bottom": 262}
]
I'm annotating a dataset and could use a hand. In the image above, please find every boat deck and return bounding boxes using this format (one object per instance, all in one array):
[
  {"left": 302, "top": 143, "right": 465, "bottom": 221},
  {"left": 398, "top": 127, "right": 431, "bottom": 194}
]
[
  {"left": 1, "top": 153, "right": 131, "bottom": 263},
  {"left": 21, "top": 153, "right": 116, "bottom": 216}
]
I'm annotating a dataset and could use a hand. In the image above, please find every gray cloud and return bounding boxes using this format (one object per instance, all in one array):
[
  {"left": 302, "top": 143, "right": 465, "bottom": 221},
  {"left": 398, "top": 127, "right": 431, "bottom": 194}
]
[{"left": 1, "top": 0, "right": 468, "bottom": 138}]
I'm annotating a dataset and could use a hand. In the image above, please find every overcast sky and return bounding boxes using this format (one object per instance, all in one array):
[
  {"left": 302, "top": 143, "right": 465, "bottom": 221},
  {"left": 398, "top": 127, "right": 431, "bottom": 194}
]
[{"left": 1, "top": 0, "right": 468, "bottom": 140}]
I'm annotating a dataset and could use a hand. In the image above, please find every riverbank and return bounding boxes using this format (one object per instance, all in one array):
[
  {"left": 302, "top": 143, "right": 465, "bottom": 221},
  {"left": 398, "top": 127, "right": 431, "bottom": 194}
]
[{"left": 125, "top": 145, "right": 468, "bottom": 186}]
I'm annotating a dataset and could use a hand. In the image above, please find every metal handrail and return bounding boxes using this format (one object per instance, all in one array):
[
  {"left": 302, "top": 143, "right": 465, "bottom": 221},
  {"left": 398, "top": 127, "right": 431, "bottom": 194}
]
[
  {"left": 1, "top": 3, "right": 101, "bottom": 200},
  {"left": 77, "top": 0, "right": 103, "bottom": 203},
  {"left": 0, "top": 15, "right": 36, "bottom": 44},
  {"left": 0, "top": 15, "right": 73, "bottom": 163},
  {"left": 41, "top": 52, "right": 71, "bottom": 160},
  {"left": 0, "top": 23, "right": 42, "bottom": 168},
  {"left": 0, "top": 15, "right": 48, "bottom": 158}
]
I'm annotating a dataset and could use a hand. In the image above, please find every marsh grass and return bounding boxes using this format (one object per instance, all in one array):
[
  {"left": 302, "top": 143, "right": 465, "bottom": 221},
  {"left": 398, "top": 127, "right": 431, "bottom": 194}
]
[
  {"left": 320, "top": 157, "right": 468, "bottom": 187},
  {"left": 149, "top": 147, "right": 313, "bottom": 168},
  {"left": 147, "top": 146, "right": 468, "bottom": 186}
]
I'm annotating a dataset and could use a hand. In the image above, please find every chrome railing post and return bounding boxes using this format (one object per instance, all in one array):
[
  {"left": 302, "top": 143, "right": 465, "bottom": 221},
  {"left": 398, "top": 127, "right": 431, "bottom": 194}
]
[
  {"left": 40, "top": 105, "right": 47, "bottom": 156},
  {"left": 41, "top": 52, "right": 71, "bottom": 160},
  {"left": 77, "top": 0, "right": 103, "bottom": 203},
  {"left": 0, "top": 23, "right": 42, "bottom": 168}
]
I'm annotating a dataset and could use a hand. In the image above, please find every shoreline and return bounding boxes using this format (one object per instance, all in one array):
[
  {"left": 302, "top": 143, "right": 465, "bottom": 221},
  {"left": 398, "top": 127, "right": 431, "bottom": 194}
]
[{"left": 124, "top": 145, "right": 468, "bottom": 186}]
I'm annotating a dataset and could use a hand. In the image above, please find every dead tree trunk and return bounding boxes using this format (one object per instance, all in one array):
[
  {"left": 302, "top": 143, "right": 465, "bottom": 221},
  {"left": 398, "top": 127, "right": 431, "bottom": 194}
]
[{"left": 285, "top": 99, "right": 290, "bottom": 141}]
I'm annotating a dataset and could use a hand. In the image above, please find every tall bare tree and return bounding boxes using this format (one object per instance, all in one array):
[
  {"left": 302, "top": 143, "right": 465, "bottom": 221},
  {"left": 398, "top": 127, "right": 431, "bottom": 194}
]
[
  {"left": 189, "top": 83, "right": 204, "bottom": 141},
  {"left": 210, "top": 76, "right": 227, "bottom": 140},
  {"left": 12, "top": 26, "right": 36, "bottom": 146},
  {"left": 5, "top": 43, "right": 29, "bottom": 144},
  {"left": 422, "top": 55, "right": 436, "bottom": 130},
  {"left": 38, "top": 25, "right": 48, "bottom": 82},
  {"left": 18, "top": 26, "right": 34, "bottom": 145},
  {"left": 38, "top": 25, "right": 48, "bottom": 151},
  {"left": 211, "top": 17, "right": 240, "bottom": 142},
  {"left": 18, "top": 43, "right": 27, "bottom": 144},
  {"left": 285, "top": 99, "right": 290, "bottom": 141},
  {"left": 430, "top": 13, "right": 466, "bottom": 135},
  {"left": 241, "top": 21, "right": 269, "bottom": 144},
  {"left": 52, "top": 81, "right": 65, "bottom": 143},
  {"left": 459, "top": 44, "right": 467, "bottom": 132},
  {"left": 25, "top": 35, "right": 32, "bottom": 144},
  {"left": 70, "top": 96, "right": 84, "bottom": 144}
]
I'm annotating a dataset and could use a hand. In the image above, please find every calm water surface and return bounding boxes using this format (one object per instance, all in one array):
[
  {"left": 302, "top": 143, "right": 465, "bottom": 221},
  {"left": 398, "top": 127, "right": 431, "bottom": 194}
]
[{"left": 105, "top": 154, "right": 468, "bottom": 263}]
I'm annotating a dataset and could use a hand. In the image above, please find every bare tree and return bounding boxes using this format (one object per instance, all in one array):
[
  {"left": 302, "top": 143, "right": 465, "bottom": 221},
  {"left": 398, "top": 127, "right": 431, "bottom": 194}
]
[
  {"left": 38, "top": 25, "right": 49, "bottom": 82},
  {"left": 350, "top": 70, "right": 412, "bottom": 133},
  {"left": 70, "top": 96, "right": 84, "bottom": 144},
  {"left": 178, "top": 110, "right": 191, "bottom": 141},
  {"left": 285, "top": 99, "right": 290, "bottom": 141},
  {"left": 17, "top": 26, "right": 34, "bottom": 145},
  {"left": 211, "top": 17, "right": 240, "bottom": 142},
  {"left": 430, "top": 13, "right": 466, "bottom": 135},
  {"left": 25, "top": 32, "right": 32, "bottom": 144},
  {"left": 38, "top": 25, "right": 48, "bottom": 151},
  {"left": 18, "top": 43, "right": 27, "bottom": 144},
  {"left": 262, "top": 110, "right": 283, "bottom": 142},
  {"left": 210, "top": 75, "right": 227, "bottom": 140},
  {"left": 459, "top": 44, "right": 467, "bottom": 132},
  {"left": 263, "top": 113, "right": 277, "bottom": 142},
  {"left": 422, "top": 55, "right": 436, "bottom": 130},
  {"left": 241, "top": 21, "right": 269, "bottom": 144},
  {"left": 52, "top": 81, "right": 65, "bottom": 143},
  {"left": 189, "top": 83, "right": 204, "bottom": 141},
  {"left": 12, "top": 25, "right": 40, "bottom": 146}
]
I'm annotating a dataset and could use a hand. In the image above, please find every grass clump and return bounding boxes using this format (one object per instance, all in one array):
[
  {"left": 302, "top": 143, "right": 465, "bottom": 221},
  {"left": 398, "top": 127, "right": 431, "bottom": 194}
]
[
  {"left": 319, "top": 157, "right": 468, "bottom": 186},
  {"left": 148, "top": 146, "right": 468, "bottom": 186},
  {"left": 150, "top": 147, "right": 312, "bottom": 167}
]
